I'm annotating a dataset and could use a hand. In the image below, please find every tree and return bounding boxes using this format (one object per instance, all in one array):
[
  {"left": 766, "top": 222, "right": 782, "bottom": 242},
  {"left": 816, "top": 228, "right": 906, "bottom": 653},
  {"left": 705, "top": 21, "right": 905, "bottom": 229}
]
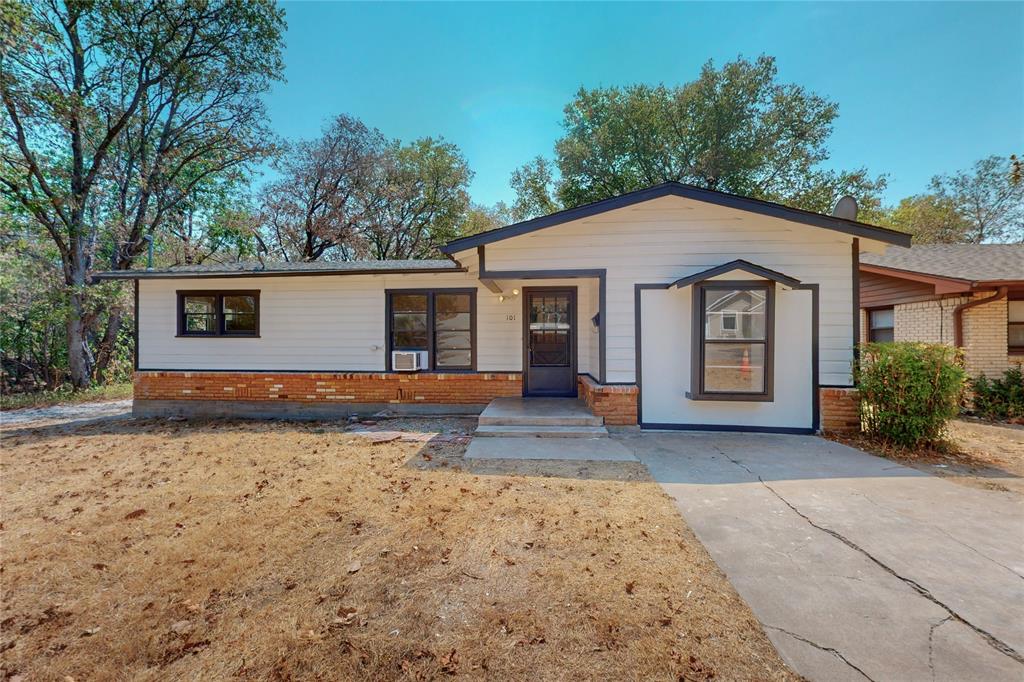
[
  {"left": 1, "top": 0, "right": 285, "bottom": 387},
  {"left": 510, "top": 55, "right": 885, "bottom": 220},
  {"left": 360, "top": 137, "right": 472, "bottom": 260},
  {"left": 462, "top": 201, "right": 511, "bottom": 235},
  {"left": 261, "top": 114, "right": 385, "bottom": 262},
  {"left": 881, "top": 194, "right": 971, "bottom": 245},
  {"left": 509, "top": 156, "right": 559, "bottom": 221},
  {"left": 928, "top": 155, "right": 1023, "bottom": 243}
]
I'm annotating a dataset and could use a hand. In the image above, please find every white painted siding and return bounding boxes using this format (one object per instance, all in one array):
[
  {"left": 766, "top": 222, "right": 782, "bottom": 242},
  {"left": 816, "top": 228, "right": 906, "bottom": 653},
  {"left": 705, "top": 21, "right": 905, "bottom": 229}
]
[
  {"left": 639, "top": 285, "right": 813, "bottom": 428},
  {"left": 473, "top": 195, "right": 863, "bottom": 385},
  {"left": 139, "top": 273, "right": 597, "bottom": 374}
]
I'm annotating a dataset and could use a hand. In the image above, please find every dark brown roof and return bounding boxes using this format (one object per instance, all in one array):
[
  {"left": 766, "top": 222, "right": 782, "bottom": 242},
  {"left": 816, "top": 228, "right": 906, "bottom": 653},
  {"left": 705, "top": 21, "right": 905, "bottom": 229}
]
[
  {"left": 861, "top": 245, "right": 1024, "bottom": 283},
  {"left": 93, "top": 259, "right": 462, "bottom": 280}
]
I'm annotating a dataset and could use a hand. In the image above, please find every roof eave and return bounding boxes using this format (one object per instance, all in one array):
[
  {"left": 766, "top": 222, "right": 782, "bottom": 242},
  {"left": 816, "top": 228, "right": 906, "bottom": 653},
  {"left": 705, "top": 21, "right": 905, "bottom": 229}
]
[{"left": 92, "top": 266, "right": 466, "bottom": 281}]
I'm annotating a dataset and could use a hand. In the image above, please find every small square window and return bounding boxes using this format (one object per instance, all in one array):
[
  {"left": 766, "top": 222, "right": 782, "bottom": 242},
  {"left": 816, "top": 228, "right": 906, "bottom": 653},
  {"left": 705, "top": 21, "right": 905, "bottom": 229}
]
[{"left": 868, "top": 308, "right": 894, "bottom": 343}]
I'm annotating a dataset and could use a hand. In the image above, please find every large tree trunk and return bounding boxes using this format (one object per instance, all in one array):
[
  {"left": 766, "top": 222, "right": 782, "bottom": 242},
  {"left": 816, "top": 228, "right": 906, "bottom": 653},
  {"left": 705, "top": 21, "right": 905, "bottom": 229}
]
[
  {"left": 66, "top": 291, "right": 91, "bottom": 389},
  {"left": 93, "top": 306, "right": 124, "bottom": 383}
]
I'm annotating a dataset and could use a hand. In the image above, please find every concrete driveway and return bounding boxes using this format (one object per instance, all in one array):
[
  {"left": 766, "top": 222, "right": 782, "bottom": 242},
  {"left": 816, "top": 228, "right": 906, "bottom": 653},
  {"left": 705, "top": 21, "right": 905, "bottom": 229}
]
[{"left": 624, "top": 431, "right": 1024, "bottom": 681}]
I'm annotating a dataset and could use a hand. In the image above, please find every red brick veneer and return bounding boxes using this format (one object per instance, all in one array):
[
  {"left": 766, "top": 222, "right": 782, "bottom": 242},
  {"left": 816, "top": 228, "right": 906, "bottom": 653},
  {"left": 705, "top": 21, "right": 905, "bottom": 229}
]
[
  {"left": 820, "top": 387, "right": 860, "bottom": 432},
  {"left": 134, "top": 371, "right": 522, "bottom": 405},
  {"left": 578, "top": 375, "right": 638, "bottom": 426}
]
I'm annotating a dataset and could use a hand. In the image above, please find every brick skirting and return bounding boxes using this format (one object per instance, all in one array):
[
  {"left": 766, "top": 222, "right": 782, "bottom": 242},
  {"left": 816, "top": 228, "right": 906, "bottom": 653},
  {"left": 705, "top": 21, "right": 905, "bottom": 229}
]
[
  {"left": 578, "top": 375, "right": 639, "bottom": 426},
  {"left": 134, "top": 371, "right": 522, "bottom": 405},
  {"left": 820, "top": 387, "right": 860, "bottom": 432}
]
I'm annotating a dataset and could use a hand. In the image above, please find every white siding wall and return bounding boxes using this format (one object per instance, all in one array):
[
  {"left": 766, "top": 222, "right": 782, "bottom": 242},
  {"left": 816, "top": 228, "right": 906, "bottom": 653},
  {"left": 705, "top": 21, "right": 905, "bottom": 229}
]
[
  {"left": 639, "top": 284, "right": 814, "bottom": 428},
  {"left": 476, "top": 195, "right": 858, "bottom": 386},
  {"left": 139, "top": 273, "right": 597, "bottom": 374}
]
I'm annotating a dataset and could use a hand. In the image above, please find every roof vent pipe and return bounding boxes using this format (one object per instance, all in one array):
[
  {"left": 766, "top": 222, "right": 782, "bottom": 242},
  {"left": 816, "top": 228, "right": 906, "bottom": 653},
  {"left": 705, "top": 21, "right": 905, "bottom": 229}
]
[{"left": 832, "top": 195, "right": 858, "bottom": 221}]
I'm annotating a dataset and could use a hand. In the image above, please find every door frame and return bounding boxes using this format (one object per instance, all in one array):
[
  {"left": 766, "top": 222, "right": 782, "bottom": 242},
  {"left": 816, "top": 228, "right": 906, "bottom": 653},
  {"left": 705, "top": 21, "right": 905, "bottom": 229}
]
[{"left": 522, "top": 286, "right": 578, "bottom": 397}]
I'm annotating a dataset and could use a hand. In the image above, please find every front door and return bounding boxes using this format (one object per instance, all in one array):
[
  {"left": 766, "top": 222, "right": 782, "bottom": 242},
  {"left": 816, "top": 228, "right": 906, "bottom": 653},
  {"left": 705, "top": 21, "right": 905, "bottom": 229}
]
[{"left": 524, "top": 287, "right": 577, "bottom": 397}]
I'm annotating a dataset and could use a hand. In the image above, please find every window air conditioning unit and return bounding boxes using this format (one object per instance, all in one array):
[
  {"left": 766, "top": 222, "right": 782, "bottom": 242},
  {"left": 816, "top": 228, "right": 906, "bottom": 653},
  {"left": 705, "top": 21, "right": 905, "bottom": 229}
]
[{"left": 392, "top": 350, "right": 427, "bottom": 372}]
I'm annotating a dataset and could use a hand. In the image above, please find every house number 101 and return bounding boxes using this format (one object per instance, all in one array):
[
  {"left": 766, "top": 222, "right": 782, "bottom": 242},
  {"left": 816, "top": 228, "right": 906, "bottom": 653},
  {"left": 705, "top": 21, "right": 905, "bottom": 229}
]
[{"left": 505, "top": 313, "right": 517, "bottom": 321}]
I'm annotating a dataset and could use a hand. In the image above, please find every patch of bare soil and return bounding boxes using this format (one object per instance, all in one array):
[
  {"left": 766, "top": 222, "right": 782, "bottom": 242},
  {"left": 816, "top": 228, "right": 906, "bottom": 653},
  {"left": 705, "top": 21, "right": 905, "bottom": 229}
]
[
  {"left": 0, "top": 417, "right": 795, "bottom": 680},
  {"left": 830, "top": 419, "right": 1024, "bottom": 496}
]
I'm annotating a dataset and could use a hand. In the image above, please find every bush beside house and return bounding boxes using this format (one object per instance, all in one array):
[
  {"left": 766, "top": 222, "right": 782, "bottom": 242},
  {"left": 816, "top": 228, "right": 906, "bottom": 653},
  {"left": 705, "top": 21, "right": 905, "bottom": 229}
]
[
  {"left": 970, "top": 365, "right": 1024, "bottom": 423},
  {"left": 855, "top": 342, "right": 967, "bottom": 448}
]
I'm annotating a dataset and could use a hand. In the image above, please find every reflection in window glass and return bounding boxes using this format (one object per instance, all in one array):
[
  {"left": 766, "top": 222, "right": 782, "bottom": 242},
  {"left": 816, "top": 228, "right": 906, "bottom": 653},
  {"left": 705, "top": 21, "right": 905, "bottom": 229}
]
[
  {"left": 704, "top": 343, "right": 766, "bottom": 393},
  {"left": 223, "top": 295, "right": 257, "bottom": 333},
  {"left": 183, "top": 296, "right": 217, "bottom": 333},
  {"left": 698, "top": 286, "right": 770, "bottom": 396},
  {"left": 704, "top": 289, "right": 766, "bottom": 339}
]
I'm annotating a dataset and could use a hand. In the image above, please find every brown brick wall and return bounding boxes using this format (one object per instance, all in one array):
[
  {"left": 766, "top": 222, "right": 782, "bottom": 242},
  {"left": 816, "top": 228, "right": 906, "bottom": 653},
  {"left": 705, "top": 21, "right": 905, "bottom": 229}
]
[
  {"left": 820, "top": 387, "right": 860, "bottom": 432},
  {"left": 578, "top": 375, "right": 638, "bottom": 426},
  {"left": 134, "top": 371, "right": 522, "bottom": 405}
]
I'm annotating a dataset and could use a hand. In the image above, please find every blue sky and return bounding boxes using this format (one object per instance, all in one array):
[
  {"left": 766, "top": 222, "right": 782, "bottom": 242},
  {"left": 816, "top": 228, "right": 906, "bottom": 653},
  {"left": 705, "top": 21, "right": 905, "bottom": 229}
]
[{"left": 265, "top": 1, "right": 1024, "bottom": 208}]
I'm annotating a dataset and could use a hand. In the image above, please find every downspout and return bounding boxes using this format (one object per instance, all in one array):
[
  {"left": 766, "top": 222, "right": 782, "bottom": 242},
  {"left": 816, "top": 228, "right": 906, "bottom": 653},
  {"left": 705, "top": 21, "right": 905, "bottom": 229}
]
[{"left": 954, "top": 286, "right": 1008, "bottom": 348}]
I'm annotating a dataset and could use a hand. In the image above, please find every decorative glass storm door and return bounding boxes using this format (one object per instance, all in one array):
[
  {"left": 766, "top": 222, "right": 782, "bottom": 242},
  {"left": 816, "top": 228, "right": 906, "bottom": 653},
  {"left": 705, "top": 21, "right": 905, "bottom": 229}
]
[{"left": 524, "top": 288, "right": 577, "bottom": 397}]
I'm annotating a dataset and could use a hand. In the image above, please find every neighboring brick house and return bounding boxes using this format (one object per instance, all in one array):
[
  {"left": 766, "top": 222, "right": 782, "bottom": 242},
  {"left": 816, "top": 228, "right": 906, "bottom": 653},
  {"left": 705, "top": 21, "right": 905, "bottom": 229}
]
[{"left": 859, "top": 244, "right": 1024, "bottom": 378}]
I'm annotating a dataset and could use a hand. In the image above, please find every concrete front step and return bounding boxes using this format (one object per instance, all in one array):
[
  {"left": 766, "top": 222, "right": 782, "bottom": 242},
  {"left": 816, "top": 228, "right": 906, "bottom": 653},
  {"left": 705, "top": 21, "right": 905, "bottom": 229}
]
[
  {"left": 474, "top": 424, "right": 609, "bottom": 438},
  {"left": 477, "top": 397, "right": 604, "bottom": 427}
]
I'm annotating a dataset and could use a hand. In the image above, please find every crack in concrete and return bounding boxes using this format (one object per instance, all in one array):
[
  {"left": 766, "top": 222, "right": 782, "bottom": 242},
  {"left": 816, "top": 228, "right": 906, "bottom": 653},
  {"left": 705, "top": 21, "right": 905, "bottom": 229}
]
[
  {"left": 853, "top": 491, "right": 1024, "bottom": 582},
  {"left": 928, "top": 616, "right": 953, "bottom": 682},
  {"left": 714, "top": 447, "right": 1024, "bottom": 666},
  {"left": 765, "top": 624, "right": 876, "bottom": 681}
]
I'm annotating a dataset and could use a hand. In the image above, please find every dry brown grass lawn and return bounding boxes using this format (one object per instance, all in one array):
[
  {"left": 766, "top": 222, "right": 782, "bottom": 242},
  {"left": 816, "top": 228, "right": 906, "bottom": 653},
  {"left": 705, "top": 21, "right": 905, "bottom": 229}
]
[{"left": 1, "top": 416, "right": 795, "bottom": 681}]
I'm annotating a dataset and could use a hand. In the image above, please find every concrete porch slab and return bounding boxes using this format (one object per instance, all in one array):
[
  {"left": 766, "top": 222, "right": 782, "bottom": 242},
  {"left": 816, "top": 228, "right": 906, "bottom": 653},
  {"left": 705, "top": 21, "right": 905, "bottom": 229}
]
[
  {"left": 465, "top": 436, "right": 637, "bottom": 461},
  {"left": 478, "top": 397, "right": 604, "bottom": 427}
]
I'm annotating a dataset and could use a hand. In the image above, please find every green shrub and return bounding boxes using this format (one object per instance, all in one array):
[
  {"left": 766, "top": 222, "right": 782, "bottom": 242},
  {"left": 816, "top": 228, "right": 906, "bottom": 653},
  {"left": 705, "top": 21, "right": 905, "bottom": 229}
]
[
  {"left": 970, "top": 365, "right": 1024, "bottom": 421},
  {"left": 854, "top": 342, "right": 967, "bottom": 448}
]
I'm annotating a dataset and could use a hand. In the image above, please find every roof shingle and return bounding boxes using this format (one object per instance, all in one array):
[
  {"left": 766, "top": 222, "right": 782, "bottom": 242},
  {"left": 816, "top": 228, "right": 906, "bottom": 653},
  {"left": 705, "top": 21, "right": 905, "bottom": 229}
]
[{"left": 861, "top": 244, "right": 1024, "bottom": 282}]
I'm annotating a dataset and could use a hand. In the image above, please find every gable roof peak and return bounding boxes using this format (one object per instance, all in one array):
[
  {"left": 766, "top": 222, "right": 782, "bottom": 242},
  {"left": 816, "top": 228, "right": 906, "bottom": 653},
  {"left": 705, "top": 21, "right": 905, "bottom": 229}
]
[{"left": 442, "top": 181, "right": 910, "bottom": 254}]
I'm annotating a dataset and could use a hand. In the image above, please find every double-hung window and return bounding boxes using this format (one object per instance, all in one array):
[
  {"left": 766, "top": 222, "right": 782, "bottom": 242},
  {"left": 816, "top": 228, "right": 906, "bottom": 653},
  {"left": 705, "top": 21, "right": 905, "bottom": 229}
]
[
  {"left": 690, "top": 282, "right": 773, "bottom": 401},
  {"left": 387, "top": 289, "right": 475, "bottom": 371},
  {"left": 868, "top": 307, "right": 895, "bottom": 343},
  {"left": 1009, "top": 299, "right": 1024, "bottom": 353},
  {"left": 177, "top": 291, "right": 259, "bottom": 337}
]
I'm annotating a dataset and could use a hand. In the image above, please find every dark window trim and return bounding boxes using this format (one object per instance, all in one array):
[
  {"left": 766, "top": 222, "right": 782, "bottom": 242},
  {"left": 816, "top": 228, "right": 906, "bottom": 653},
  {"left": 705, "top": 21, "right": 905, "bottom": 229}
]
[
  {"left": 176, "top": 290, "right": 260, "bottom": 338},
  {"left": 688, "top": 280, "right": 775, "bottom": 402},
  {"left": 385, "top": 288, "right": 477, "bottom": 372},
  {"left": 867, "top": 305, "right": 895, "bottom": 342}
]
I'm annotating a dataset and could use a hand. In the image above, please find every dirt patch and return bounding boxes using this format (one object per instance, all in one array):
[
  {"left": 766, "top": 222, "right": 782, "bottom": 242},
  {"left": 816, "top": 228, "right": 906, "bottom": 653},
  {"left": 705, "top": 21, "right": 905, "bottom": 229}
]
[
  {"left": 829, "top": 419, "right": 1024, "bottom": 496},
  {"left": 0, "top": 417, "right": 795, "bottom": 680}
]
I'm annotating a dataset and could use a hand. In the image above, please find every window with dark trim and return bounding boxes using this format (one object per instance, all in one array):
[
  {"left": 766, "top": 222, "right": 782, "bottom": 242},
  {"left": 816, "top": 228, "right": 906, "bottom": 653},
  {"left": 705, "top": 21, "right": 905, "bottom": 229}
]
[
  {"left": 386, "top": 289, "right": 476, "bottom": 371},
  {"left": 1009, "top": 299, "right": 1024, "bottom": 353},
  {"left": 868, "top": 307, "right": 895, "bottom": 343},
  {"left": 177, "top": 291, "right": 259, "bottom": 337},
  {"left": 689, "top": 281, "right": 774, "bottom": 401}
]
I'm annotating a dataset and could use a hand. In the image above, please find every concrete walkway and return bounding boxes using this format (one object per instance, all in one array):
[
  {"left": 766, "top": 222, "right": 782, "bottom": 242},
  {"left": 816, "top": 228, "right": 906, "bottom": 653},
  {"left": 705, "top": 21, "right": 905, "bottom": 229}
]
[
  {"left": 0, "top": 398, "right": 133, "bottom": 429},
  {"left": 624, "top": 431, "right": 1024, "bottom": 681}
]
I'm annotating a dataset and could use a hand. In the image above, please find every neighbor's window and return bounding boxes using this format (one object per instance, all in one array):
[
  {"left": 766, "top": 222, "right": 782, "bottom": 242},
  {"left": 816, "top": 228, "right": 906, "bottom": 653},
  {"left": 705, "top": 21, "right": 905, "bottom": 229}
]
[
  {"left": 1009, "top": 300, "right": 1024, "bottom": 352},
  {"left": 868, "top": 307, "right": 895, "bottom": 343},
  {"left": 177, "top": 291, "right": 259, "bottom": 337},
  {"left": 690, "top": 283, "right": 772, "bottom": 401},
  {"left": 387, "top": 290, "right": 475, "bottom": 370}
]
